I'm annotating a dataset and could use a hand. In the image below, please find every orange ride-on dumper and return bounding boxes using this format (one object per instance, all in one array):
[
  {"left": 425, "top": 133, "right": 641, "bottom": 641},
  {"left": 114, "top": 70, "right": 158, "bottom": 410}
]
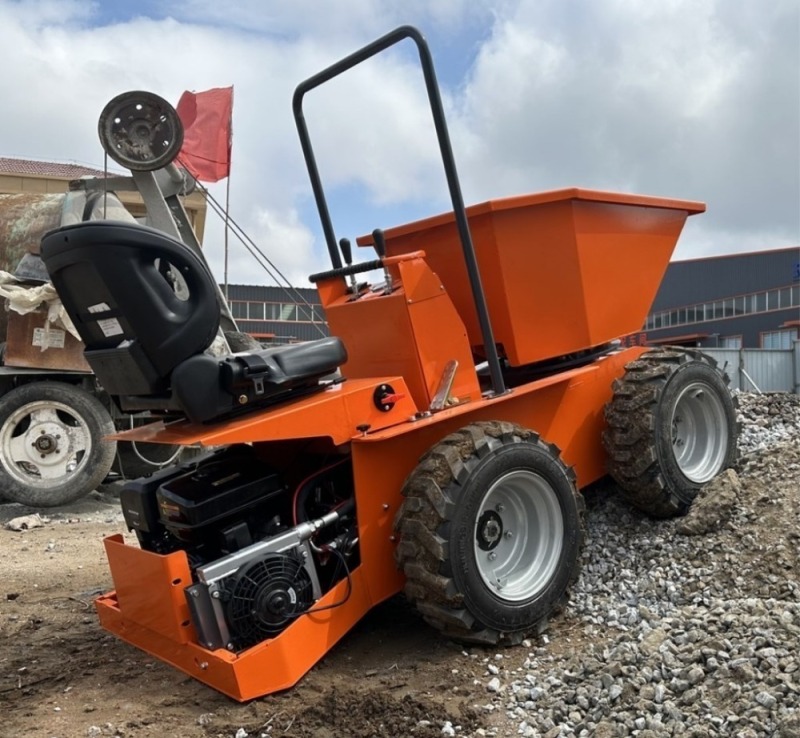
[{"left": 41, "top": 27, "right": 737, "bottom": 701}]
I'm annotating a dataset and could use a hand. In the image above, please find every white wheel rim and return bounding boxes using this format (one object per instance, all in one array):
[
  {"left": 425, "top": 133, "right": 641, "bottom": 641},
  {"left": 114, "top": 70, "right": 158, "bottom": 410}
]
[
  {"left": 474, "top": 470, "right": 564, "bottom": 602},
  {"left": 671, "top": 381, "right": 729, "bottom": 483},
  {"left": 0, "top": 400, "right": 92, "bottom": 489}
]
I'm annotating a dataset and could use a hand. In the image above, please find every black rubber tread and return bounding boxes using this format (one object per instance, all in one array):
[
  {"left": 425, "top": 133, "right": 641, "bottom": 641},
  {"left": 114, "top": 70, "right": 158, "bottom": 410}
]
[
  {"left": 0, "top": 381, "right": 116, "bottom": 507},
  {"left": 603, "top": 347, "right": 738, "bottom": 518},
  {"left": 394, "top": 421, "right": 584, "bottom": 645}
]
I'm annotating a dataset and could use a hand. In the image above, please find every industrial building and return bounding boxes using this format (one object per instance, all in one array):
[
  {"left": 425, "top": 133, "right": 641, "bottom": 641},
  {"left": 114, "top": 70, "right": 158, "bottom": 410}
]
[
  {"left": 223, "top": 284, "right": 329, "bottom": 344},
  {"left": 0, "top": 156, "right": 208, "bottom": 236},
  {"left": 644, "top": 247, "right": 799, "bottom": 349}
]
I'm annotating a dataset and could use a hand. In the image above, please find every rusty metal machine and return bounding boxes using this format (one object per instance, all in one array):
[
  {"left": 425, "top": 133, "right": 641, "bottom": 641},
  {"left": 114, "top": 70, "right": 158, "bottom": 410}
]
[
  {"left": 0, "top": 91, "right": 259, "bottom": 506},
  {"left": 41, "top": 27, "right": 737, "bottom": 700}
]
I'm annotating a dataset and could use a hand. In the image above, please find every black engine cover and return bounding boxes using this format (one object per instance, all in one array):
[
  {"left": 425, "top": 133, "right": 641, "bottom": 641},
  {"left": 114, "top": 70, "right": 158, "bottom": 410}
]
[{"left": 121, "top": 447, "right": 288, "bottom": 560}]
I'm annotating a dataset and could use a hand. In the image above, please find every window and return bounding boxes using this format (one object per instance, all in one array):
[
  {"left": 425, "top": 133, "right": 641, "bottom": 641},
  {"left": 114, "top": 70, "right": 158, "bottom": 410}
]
[
  {"left": 762, "top": 328, "right": 798, "bottom": 349},
  {"left": 297, "top": 305, "right": 313, "bottom": 322},
  {"left": 767, "top": 290, "right": 779, "bottom": 310},
  {"left": 734, "top": 296, "right": 745, "bottom": 315},
  {"left": 678, "top": 308, "right": 687, "bottom": 324},
  {"left": 792, "top": 285, "right": 800, "bottom": 307},
  {"left": 231, "top": 301, "right": 247, "bottom": 320},
  {"left": 756, "top": 293, "right": 767, "bottom": 312},
  {"left": 719, "top": 336, "right": 742, "bottom": 349},
  {"left": 779, "top": 288, "right": 792, "bottom": 309},
  {"left": 280, "top": 304, "right": 297, "bottom": 321},
  {"left": 248, "top": 302, "right": 265, "bottom": 320}
]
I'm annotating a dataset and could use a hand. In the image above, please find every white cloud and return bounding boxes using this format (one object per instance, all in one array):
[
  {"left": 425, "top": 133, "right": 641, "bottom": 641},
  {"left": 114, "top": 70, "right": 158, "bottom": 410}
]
[
  {"left": 453, "top": 0, "right": 799, "bottom": 257},
  {"left": 1, "top": 0, "right": 797, "bottom": 291}
]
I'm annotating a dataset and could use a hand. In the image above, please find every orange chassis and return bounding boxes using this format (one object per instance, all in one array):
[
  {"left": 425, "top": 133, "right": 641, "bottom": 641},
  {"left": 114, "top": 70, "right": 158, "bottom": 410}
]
[
  {"left": 99, "top": 348, "right": 647, "bottom": 701},
  {"left": 93, "top": 25, "right": 704, "bottom": 701},
  {"left": 97, "top": 236, "right": 669, "bottom": 700}
]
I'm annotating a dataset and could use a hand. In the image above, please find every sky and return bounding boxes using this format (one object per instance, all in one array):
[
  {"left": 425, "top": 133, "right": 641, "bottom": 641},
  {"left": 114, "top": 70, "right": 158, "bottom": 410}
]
[{"left": 1, "top": 0, "right": 798, "bottom": 288}]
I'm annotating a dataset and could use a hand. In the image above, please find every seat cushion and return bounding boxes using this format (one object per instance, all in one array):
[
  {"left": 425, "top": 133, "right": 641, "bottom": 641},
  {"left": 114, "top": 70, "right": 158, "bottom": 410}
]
[{"left": 171, "top": 337, "right": 347, "bottom": 423}]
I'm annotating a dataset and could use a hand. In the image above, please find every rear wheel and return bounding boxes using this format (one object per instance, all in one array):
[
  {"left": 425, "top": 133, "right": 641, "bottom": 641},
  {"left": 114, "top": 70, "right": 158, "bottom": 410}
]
[
  {"left": 603, "top": 347, "right": 738, "bottom": 517},
  {"left": 394, "top": 421, "right": 584, "bottom": 645},
  {"left": 0, "top": 381, "right": 116, "bottom": 507}
]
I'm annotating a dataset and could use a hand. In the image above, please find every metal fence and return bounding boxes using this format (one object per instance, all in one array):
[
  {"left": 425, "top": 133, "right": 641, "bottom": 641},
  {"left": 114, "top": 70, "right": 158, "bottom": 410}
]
[{"left": 702, "top": 343, "right": 800, "bottom": 394}]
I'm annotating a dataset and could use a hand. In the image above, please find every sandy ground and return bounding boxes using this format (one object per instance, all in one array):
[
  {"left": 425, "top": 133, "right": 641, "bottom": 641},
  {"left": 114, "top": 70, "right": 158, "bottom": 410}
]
[
  {"left": 2, "top": 432, "right": 798, "bottom": 738},
  {"left": 0, "top": 486, "right": 499, "bottom": 738}
]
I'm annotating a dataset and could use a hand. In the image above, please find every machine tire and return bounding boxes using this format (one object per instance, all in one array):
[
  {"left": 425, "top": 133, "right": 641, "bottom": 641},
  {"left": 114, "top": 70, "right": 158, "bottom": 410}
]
[
  {"left": 603, "top": 347, "right": 738, "bottom": 518},
  {"left": 0, "top": 381, "right": 117, "bottom": 507},
  {"left": 394, "top": 421, "right": 584, "bottom": 645}
]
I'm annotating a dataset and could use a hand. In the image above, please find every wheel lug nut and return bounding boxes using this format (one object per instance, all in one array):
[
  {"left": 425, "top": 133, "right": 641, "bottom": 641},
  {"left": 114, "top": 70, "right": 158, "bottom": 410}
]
[
  {"left": 505, "top": 531, "right": 513, "bottom": 539},
  {"left": 488, "top": 552, "right": 497, "bottom": 561},
  {"left": 495, "top": 504, "right": 504, "bottom": 513}
]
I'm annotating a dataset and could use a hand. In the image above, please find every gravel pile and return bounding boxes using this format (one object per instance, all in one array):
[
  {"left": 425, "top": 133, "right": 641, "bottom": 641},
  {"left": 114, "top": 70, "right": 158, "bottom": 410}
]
[
  {"left": 736, "top": 392, "right": 800, "bottom": 455},
  {"left": 470, "top": 392, "right": 800, "bottom": 738}
]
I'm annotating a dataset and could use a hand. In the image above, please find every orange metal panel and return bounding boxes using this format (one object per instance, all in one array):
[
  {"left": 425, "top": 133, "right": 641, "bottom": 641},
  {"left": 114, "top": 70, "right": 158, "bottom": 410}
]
[
  {"left": 400, "top": 257, "right": 482, "bottom": 405},
  {"left": 97, "top": 555, "right": 375, "bottom": 701},
  {"left": 103, "top": 534, "right": 195, "bottom": 644},
  {"left": 318, "top": 256, "right": 480, "bottom": 410},
  {"left": 347, "top": 346, "right": 647, "bottom": 605},
  {"left": 355, "top": 346, "right": 647, "bottom": 490},
  {"left": 95, "top": 347, "right": 646, "bottom": 701},
  {"left": 358, "top": 189, "right": 704, "bottom": 366},
  {"left": 325, "top": 288, "right": 432, "bottom": 408},
  {"left": 105, "top": 377, "right": 419, "bottom": 447}
]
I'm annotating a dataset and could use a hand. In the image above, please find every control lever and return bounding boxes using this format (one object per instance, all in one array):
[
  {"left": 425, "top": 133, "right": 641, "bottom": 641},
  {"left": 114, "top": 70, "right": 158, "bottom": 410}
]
[
  {"left": 371, "top": 228, "right": 394, "bottom": 292},
  {"left": 338, "top": 238, "right": 359, "bottom": 293}
]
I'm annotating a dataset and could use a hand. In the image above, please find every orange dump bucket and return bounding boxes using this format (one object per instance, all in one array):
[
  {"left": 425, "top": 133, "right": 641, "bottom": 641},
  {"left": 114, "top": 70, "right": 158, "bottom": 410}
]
[{"left": 361, "top": 188, "right": 704, "bottom": 367}]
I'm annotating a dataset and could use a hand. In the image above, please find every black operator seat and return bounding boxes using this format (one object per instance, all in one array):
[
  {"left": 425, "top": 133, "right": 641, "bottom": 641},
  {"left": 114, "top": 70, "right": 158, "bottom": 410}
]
[{"left": 40, "top": 221, "right": 346, "bottom": 424}]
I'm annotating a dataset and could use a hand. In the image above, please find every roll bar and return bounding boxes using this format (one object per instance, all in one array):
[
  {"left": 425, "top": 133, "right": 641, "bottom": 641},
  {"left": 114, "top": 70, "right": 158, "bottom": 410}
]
[{"left": 292, "top": 25, "right": 506, "bottom": 397}]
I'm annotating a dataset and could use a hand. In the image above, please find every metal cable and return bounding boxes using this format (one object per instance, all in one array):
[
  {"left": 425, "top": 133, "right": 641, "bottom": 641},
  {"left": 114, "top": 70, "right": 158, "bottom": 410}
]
[{"left": 190, "top": 179, "right": 328, "bottom": 338}]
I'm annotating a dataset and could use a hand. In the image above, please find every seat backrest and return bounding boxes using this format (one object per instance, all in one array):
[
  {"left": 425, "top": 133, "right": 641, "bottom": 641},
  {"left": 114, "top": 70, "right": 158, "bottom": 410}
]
[{"left": 41, "top": 221, "right": 221, "bottom": 395}]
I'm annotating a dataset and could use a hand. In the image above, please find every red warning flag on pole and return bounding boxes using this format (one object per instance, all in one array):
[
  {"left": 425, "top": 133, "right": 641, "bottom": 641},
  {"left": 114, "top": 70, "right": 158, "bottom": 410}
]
[{"left": 176, "top": 86, "right": 233, "bottom": 183}]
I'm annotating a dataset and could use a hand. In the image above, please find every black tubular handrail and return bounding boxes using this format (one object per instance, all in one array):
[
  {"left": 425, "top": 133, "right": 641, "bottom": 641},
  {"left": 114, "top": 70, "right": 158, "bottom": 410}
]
[{"left": 292, "top": 25, "right": 506, "bottom": 397}]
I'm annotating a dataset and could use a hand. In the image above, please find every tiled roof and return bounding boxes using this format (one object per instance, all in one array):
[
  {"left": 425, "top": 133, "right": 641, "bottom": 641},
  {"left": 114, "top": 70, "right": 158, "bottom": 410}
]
[{"left": 0, "top": 156, "right": 109, "bottom": 179}]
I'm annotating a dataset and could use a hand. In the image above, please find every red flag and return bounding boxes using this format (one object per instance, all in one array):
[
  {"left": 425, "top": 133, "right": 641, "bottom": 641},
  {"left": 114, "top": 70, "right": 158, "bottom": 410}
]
[{"left": 176, "top": 86, "right": 233, "bottom": 182}]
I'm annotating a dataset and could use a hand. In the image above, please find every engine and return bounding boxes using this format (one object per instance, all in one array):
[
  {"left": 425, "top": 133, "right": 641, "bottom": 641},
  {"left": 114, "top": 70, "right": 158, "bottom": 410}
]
[{"left": 119, "top": 446, "right": 358, "bottom": 651}]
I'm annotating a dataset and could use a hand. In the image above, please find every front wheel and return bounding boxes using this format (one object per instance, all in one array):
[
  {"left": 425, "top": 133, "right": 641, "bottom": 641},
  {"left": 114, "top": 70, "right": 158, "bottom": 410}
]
[
  {"left": 603, "top": 347, "right": 738, "bottom": 517},
  {"left": 0, "top": 381, "right": 117, "bottom": 507},
  {"left": 394, "top": 421, "right": 584, "bottom": 645}
]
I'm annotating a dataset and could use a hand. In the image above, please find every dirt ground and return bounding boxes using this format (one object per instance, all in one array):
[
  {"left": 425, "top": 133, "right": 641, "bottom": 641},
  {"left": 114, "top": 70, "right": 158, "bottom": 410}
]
[
  {"left": 1, "top": 433, "right": 798, "bottom": 738},
  {"left": 0, "top": 486, "right": 500, "bottom": 738}
]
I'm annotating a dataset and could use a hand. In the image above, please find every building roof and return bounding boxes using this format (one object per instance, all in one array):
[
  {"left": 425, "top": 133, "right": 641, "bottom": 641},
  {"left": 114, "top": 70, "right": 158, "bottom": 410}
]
[
  {"left": 672, "top": 245, "right": 799, "bottom": 264},
  {"left": 0, "top": 156, "right": 110, "bottom": 179}
]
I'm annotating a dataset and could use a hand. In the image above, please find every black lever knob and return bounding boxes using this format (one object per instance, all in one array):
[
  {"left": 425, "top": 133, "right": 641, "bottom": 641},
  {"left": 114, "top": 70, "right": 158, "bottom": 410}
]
[
  {"left": 339, "top": 237, "right": 353, "bottom": 266},
  {"left": 372, "top": 228, "right": 387, "bottom": 259}
]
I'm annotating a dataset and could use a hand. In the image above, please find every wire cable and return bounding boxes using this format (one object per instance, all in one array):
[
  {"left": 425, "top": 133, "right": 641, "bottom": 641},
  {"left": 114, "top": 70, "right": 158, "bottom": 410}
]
[{"left": 181, "top": 171, "right": 328, "bottom": 338}]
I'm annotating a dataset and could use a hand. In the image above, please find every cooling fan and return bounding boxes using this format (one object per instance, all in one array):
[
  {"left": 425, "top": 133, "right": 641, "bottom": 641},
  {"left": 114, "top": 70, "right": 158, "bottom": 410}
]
[{"left": 224, "top": 551, "right": 315, "bottom": 650}]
